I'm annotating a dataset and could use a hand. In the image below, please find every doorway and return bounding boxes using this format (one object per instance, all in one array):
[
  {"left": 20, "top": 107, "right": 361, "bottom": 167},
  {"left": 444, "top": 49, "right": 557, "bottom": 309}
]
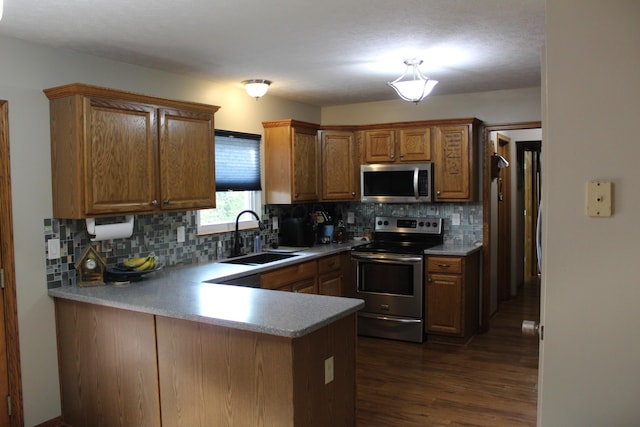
[
  {"left": 0, "top": 100, "right": 24, "bottom": 426},
  {"left": 481, "top": 122, "right": 541, "bottom": 331}
]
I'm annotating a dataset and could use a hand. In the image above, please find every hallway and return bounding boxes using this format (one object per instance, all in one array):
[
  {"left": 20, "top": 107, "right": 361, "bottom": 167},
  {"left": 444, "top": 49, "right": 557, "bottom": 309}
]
[{"left": 356, "top": 281, "right": 540, "bottom": 426}]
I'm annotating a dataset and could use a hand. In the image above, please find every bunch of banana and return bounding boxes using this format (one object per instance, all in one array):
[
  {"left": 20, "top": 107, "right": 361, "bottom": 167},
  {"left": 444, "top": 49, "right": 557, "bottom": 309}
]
[{"left": 122, "top": 255, "right": 158, "bottom": 271}]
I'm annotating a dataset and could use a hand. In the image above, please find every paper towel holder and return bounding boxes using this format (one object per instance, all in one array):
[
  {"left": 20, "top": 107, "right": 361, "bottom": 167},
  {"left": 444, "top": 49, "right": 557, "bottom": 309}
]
[{"left": 85, "top": 215, "right": 135, "bottom": 242}]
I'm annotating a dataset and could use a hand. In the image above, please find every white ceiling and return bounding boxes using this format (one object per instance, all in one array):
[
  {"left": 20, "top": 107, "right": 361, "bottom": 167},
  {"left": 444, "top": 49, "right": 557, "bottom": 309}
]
[{"left": 0, "top": 0, "right": 545, "bottom": 107}]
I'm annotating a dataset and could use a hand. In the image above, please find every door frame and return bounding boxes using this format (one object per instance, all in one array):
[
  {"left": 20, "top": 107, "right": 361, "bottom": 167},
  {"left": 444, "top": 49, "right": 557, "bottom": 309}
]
[
  {"left": 481, "top": 121, "right": 541, "bottom": 333},
  {"left": 0, "top": 100, "right": 24, "bottom": 425}
]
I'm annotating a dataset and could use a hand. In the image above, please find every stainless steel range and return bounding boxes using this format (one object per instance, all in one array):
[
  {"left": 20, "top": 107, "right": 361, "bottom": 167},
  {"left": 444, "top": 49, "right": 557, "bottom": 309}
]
[{"left": 350, "top": 216, "right": 443, "bottom": 343}]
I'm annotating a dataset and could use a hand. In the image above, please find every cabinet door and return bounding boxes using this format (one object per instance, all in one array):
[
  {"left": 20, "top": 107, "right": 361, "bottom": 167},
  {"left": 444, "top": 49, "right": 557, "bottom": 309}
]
[
  {"left": 291, "top": 128, "right": 319, "bottom": 202},
  {"left": 85, "top": 98, "right": 158, "bottom": 215},
  {"left": 292, "top": 277, "right": 318, "bottom": 294},
  {"left": 363, "top": 129, "right": 395, "bottom": 163},
  {"left": 426, "top": 273, "right": 462, "bottom": 335},
  {"left": 320, "top": 131, "right": 357, "bottom": 201},
  {"left": 398, "top": 128, "right": 431, "bottom": 162},
  {"left": 159, "top": 108, "right": 215, "bottom": 210},
  {"left": 318, "top": 271, "right": 343, "bottom": 296},
  {"left": 433, "top": 125, "right": 472, "bottom": 201}
]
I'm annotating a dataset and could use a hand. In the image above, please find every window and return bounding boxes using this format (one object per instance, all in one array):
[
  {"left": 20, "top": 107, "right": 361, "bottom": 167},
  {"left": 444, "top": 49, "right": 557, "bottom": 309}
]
[{"left": 197, "top": 130, "right": 262, "bottom": 235}]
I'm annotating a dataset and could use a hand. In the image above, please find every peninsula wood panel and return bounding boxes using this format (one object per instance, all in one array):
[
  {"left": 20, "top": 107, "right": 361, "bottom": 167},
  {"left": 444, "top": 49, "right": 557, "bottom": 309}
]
[
  {"left": 156, "top": 313, "right": 356, "bottom": 427},
  {"left": 54, "top": 299, "right": 161, "bottom": 427}
]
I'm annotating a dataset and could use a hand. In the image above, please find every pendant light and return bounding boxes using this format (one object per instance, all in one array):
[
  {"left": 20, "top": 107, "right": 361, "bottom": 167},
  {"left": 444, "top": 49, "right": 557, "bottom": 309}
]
[
  {"left": 242, "top": 79, "right": 272, "bottom": 100},
  {"left": 388, "top": 58, "right": 438, "bottom": 104}
]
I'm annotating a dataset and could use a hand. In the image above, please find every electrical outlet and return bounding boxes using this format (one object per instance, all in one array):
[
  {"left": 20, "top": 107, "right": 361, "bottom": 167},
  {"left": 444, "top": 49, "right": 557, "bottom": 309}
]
[
  {"left": 347, "top": 211, "right": 355, "bottom": 224},
  {"left": 451, "top": 213, "right": 461, "bottom": 226},
  {"left": 272, "top": 216, "right": 279, "bottom": 230},
  {"left": 324, "top": 356, "right": 334, "bottom": 384},
  {"left": 47, "top": 238, "right": 60, "bottom": 260},
  {"left": 177, "top": 226, "right": 186, "bottom": 243}
]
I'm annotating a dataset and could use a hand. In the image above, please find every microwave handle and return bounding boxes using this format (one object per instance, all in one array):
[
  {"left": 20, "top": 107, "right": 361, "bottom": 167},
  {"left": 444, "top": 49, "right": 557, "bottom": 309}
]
[{"left": 413, "top": 167, "right": 419, "bottom": 199}]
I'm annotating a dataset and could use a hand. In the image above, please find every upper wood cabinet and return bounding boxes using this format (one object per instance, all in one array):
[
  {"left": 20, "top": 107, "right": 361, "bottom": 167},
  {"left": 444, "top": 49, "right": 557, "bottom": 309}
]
[
  {"left": 319, "top": 130, "right": 358, "bottom": 201},
  {"left": 263, "top": 120, "right": 320, "bottom": 204},
  {"left": 361, "top": 127, "right": 431, "bottom": 163},
  {"left": 433, "top": 121, "right": 480, "bottom": 202},
  {"left": 44, "top": 83, "right": 219, "bottom": 218}
]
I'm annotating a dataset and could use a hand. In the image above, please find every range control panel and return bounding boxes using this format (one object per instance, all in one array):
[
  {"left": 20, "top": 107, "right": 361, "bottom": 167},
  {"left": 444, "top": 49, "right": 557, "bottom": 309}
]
[{"left": 374, "top": 216, "right": 443, "bottom": 234}]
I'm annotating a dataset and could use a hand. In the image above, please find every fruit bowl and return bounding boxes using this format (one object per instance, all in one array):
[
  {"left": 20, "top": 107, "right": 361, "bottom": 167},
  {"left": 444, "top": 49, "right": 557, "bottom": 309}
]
[{"left": 105, "top": 264, "right": 163, "bottom": 282}]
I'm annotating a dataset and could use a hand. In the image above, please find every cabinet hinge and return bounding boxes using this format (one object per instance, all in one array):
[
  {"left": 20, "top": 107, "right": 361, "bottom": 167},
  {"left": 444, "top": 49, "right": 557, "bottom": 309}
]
[
  {"left": 0, "top": 269, "right": 4, "bottom": 289},
  {"left": 6, "top": 395, "right": 11, "bottom": 416}
]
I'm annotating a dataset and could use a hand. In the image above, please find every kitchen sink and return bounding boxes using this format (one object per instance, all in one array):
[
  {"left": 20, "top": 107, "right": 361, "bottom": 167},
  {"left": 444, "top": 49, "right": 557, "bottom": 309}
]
[{"left": 220, "top": 252, "right": 298, "bottom": 266}]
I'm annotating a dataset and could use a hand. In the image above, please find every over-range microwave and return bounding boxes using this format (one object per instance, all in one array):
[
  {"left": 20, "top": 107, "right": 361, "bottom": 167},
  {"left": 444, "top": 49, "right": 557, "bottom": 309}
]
[{"left": 361, "top": 163, "right": 433, "bottom": 203}]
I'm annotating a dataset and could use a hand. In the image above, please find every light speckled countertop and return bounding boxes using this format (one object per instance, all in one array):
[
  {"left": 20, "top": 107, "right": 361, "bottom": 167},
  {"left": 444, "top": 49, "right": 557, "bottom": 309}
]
[
  {"left": 425, "top": 243, "right": 483, "bottom": 256},
  {"left": 49, "top": 242, "right": 364, "bottom": 338},
  {"left": 48, "top": 240, "right": 481, "bottom": 338}
]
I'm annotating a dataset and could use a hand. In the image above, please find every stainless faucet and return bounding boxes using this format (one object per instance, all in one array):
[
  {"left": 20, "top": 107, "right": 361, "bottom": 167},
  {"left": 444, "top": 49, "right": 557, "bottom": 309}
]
[{"left": 233, "top": 210, "right": 266, "bottom": 257}]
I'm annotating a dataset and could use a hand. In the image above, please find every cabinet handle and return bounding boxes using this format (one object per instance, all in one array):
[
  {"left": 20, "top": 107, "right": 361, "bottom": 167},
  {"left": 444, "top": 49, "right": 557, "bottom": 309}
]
[
  {"left": 436, "top": 191, "right": 441, "bottom": 195},
  {"left": 390, "top": 154, "right": 395, "bottom": 159},
  {"left": 351, "top": 192, "right": 356, "bottom": 196},
  {"left": 294, "top": 193, "right": 299, "bottom": 198},
  {"left": 151, "top": 200, "right": 158, "bottom": 206},
  {"left": 437, "top": 263, "right": 451, "bottom": 268},
  {"left": 399, "top": 153, "right": 405, "bottom": 158},
  {"left": 427, "top": 276, "right": 432, "bottom": 282},
  {"left": 163, "top": 199, "right": 170, "bottom": 205}
]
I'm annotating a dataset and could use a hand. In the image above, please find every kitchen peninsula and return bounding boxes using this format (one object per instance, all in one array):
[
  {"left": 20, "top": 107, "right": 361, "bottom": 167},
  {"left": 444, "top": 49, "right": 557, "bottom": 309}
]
[{"left": 49, "top": 246, "right": 364, "bottom": 427}]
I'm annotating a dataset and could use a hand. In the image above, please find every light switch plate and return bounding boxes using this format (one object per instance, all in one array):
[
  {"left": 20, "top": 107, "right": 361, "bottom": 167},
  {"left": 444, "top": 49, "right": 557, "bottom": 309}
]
[
  {"left": 272, "top": 216, "right": 279, "bottom": 230},
  {"left": 586, "top": 181, "right": 613, "bottom": 217},
  {"left": 451, "top": 213, "right": 461, "bottom": 226},
  {"left": 48, "top": 238, "right": 60, "bottom": 260},
  {"left": 177, "top": 226, "right": 186, "bottom": 243}
]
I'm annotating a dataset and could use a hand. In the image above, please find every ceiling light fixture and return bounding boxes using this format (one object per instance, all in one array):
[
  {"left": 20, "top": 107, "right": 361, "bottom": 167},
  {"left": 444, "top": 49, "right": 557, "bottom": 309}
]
[
  {"left": 242, "top": 79, "right": 272, "bottom": 100},
  {"left": 388, "top": 58, "right": 438, "bottom": 104}
]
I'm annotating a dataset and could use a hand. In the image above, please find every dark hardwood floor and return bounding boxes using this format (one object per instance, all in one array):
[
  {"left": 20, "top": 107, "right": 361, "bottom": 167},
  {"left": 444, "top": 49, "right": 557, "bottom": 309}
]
[{"left": 356, "top": 280, "right": 540, "bottom": 426}]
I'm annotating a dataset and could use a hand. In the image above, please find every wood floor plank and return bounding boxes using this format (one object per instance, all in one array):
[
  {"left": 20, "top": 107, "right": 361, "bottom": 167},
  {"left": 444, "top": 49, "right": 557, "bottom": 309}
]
[{"left": 356, "top": 281, "right": 540, "bottom": 426}]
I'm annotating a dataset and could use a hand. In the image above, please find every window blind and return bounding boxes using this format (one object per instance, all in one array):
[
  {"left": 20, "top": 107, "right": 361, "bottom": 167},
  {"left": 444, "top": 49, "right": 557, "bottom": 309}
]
[{"left": 214, "top": 130, "right": 261, "bottom": 191}]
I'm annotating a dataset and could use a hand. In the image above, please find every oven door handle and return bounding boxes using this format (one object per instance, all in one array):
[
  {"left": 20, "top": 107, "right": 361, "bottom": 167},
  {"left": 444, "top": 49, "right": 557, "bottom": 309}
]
[
  {"left": 359, "top": 312, "right": 422, "bottom": 323},
  {"left": 351, "top": 252, "right": 423, "bottom": 263}
]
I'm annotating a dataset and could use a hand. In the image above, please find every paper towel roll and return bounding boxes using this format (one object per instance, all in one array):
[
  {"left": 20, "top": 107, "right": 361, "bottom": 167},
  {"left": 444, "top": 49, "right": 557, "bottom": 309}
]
[{"left": 85, "top": 216, "right": 134, "bottom": 241}]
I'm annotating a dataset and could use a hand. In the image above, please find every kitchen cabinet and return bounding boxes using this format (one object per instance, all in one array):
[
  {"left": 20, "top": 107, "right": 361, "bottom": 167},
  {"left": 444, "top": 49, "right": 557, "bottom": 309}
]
[
  {"left": 261, "top": 259, "right": 318, "bottom": 294},
  {"left": 361, "top": 127, "right": 431, "bottom": 163},
  {"left": 433, "top": 122, "right": 479, "bottom": 202},
  {"left": 263, "top": 119, "right": 319, "bottom": 204},
  {"left": 44, "top": 83, "right": 219, "bottom": 218},
  {"left": 425, "top": 251, "right": 480, "bottom": 341},
  {"left": 317, "top": 253, "right": 349, "bottom": 296},
  {"left": 319, "top": 130, "right": 358, "bottom": 201}
]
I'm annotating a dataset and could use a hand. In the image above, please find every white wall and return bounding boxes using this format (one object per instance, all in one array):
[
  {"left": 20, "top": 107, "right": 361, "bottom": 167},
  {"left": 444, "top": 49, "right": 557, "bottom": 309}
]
[
  {"left": 321, "top": 86, "right": 541, "bottom": 125},
  {"left": 0, "top": 35, "right": 320, "bottom": 426},
  {"left": 539, "top": 1, "right": 640, "bottom": 425}
]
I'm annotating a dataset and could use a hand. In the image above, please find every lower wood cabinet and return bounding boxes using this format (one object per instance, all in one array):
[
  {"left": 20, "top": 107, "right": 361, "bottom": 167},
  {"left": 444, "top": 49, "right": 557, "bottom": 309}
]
[
  {"left": 317, "top": 253, "right": 347, "bottom": 296},
  {"left": 261, "top": 253, "right": 351, "bottom": 297},
  {"left": 425, "top": 251, "right": 480, "bottom": 341},
  {"left": 261, "top": 259, "right": 318, "bottom": 293}
]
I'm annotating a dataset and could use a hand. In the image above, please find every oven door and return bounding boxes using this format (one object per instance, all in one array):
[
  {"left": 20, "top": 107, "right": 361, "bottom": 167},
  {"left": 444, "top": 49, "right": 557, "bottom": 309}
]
[{"left": 351, "top": 251, "right": 423, "bottom": 318}]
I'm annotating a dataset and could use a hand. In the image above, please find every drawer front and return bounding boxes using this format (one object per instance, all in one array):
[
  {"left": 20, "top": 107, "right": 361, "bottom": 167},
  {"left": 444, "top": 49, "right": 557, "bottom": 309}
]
[
  {"left": 317, "top": 254, "right": 342, "bottom": 274},
  {"left": 261, "top": 260, "right": 317, "bottom": 290},
  {"left": 427, "top": 256, "right": 463, "bottom": 274}
]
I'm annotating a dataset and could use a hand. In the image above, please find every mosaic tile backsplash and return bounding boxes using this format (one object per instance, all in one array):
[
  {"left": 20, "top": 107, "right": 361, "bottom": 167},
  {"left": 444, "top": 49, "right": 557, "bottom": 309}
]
[{"left": 44, "top": 202, "right": 482, "bottom": 288}]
